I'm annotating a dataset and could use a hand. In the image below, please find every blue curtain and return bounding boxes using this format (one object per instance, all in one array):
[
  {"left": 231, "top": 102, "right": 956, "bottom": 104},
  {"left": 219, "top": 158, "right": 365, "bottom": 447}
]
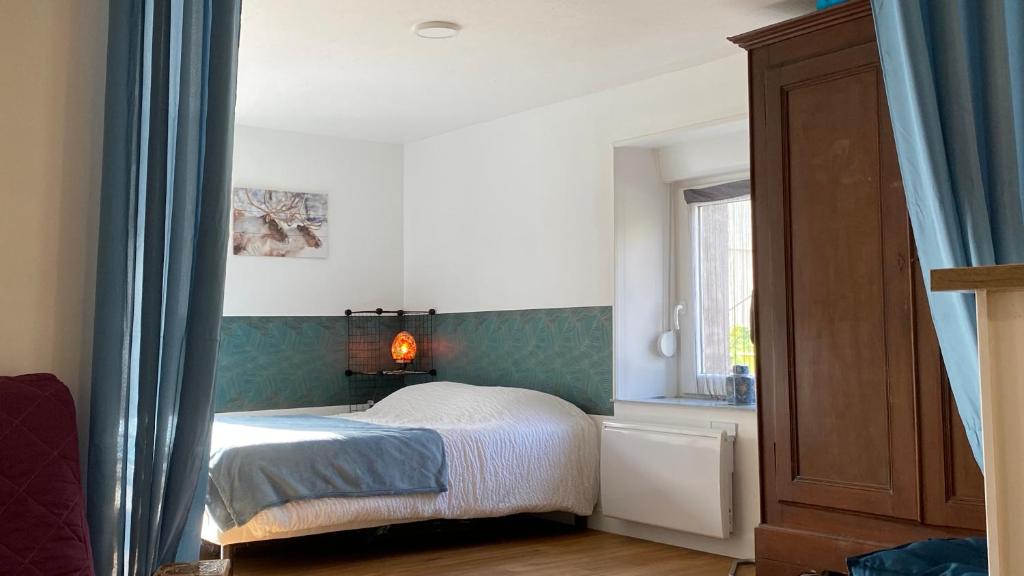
[
  {"left": 86, "top": 1, "right": 241, "bottom": 574},
  {"left": 872, "top": 0, "right": 1024, "bottom": 469}
]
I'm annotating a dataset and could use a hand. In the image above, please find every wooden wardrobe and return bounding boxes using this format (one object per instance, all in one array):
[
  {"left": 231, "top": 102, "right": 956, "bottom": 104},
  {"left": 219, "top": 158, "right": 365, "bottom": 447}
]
[{"left": 730, "top": 2, "right": 985, "bottom": 574}]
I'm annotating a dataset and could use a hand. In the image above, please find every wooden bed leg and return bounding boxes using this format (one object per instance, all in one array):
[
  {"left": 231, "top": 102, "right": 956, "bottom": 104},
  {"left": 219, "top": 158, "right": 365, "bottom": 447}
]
[{"left": 219, "top": 544, "right": 234, "bottom": 560}]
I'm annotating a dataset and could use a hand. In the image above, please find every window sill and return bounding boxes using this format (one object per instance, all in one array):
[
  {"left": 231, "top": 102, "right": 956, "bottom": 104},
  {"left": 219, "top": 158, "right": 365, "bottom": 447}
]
[{"left": 616, "top": 396, "right": 757, "bottom": 411}]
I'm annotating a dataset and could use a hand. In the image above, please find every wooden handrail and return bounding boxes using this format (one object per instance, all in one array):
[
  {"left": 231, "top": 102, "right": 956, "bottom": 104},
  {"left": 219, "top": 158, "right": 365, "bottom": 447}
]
[{"left": 931, "top": 264, "right": 1024, "bottom": 292}]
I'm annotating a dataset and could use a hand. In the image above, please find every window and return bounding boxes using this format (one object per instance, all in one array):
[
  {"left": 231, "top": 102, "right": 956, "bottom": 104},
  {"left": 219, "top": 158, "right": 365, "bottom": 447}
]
[{"left": 682, "top": 185, "right": 754, "bottom": 398}]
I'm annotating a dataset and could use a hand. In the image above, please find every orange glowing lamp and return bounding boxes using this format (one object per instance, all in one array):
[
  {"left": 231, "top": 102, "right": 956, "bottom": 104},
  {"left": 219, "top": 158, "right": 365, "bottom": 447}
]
[{"left": 390, "top": 331, "right": 417, "bottom": 366}]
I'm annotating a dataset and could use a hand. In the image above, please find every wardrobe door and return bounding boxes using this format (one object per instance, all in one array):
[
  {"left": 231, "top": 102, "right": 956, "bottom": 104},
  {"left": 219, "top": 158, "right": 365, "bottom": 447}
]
[
  {"left": 760, "top": 41, "right": 920, "bottom": 520},
  {"left": 916, "top": 269, "right": 987, "bottom": 530}
]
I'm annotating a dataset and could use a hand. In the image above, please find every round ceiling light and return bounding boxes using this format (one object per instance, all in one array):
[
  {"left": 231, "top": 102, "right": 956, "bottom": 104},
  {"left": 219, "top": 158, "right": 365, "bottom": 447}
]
[{"left": 414, "top": 21, "right": 461, "bottom": 39}]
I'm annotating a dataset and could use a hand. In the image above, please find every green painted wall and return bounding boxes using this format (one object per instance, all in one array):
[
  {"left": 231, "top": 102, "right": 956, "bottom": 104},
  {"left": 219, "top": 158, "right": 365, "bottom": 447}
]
[
  {"left": 214, "top": 306, "right": 612, "bottom": 415},
  {"left": 431, "top": 307, "right": 612, "bottom": 415},
  {"left": 214, "top": 316, "right": 348, "bottom": 412}
]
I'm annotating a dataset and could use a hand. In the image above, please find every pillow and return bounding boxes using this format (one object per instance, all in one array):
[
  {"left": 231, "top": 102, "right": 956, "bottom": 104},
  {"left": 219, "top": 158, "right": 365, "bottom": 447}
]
[{"left": 847, "top": 538, "right": 987, "bottom": 576}]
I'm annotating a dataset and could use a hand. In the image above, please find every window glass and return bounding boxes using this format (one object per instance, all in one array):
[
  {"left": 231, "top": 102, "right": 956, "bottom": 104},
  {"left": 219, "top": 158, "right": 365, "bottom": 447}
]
[{"left": 694, "top": 198, "right": 754, "bottom": 390}]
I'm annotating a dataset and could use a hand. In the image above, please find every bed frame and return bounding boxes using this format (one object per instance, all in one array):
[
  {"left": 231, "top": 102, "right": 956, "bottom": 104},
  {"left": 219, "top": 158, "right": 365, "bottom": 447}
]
[{"left": 202, "top": 513, "right": 589, "bottom": 560}]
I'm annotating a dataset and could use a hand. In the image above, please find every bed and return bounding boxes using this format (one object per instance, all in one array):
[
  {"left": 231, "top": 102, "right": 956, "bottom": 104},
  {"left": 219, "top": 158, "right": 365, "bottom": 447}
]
[{"left": 201, "top": 381, "right": 600, "bottom": 547}]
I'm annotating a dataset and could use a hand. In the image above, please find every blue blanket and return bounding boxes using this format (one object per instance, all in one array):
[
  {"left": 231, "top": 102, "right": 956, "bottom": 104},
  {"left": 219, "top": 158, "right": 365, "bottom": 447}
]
[{"left": 206, "top": 414, "right": 448, "bottom": 529}]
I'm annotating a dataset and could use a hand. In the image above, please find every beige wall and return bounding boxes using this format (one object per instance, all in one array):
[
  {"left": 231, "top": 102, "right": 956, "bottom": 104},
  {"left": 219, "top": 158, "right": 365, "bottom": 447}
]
[{"left": 0, "top": 1, "right": 109, "bottom": 444}]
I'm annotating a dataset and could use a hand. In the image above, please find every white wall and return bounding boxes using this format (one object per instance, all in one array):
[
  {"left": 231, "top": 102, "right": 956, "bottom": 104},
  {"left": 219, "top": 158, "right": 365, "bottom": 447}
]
[
  {"left": 403, "top": 53, "right": 749, "bottom": 313},
  {"left": 0, "top": 0, "right": 109, "bottom": 450},
  {"left": 613, "top": 148, "right": 673, "bottom": 400},
  {"left": 607, "top": 127, "right": 755, "bottom": 555},
  {"left": 656, "top": 121, "right": 749, "bottom": 185},
  {"left": 614, "top": 118, "right": 750, "bottom": 401},
  {"left": 403, "top": 53, "right": 757, "bottom": 558},
  {"left": 224, "top": 125, "right": 404, "bottom": 316}
]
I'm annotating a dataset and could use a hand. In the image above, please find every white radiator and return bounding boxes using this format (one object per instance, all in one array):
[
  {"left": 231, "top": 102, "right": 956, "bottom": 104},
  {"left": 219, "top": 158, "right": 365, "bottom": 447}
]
[{"left": 600, "top": 421, "right": 734, "bottom": 538}]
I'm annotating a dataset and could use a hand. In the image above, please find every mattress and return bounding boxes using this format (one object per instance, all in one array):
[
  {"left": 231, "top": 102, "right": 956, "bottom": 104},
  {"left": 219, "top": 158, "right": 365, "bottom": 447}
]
[{"left": 202, "top": 381, "right": 600, "bottom": 545}]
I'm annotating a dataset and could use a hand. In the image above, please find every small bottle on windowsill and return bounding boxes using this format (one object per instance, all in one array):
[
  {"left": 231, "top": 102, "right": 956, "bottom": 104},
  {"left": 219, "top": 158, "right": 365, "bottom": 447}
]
[{"left": 726, "top": 365, "right": 755, "bottom": 406}]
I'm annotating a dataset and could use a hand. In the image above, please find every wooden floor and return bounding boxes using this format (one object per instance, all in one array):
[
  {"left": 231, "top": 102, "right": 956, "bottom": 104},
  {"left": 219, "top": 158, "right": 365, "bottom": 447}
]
[{"left": 227, "top": 517, "right": 751, "bottom": 576}]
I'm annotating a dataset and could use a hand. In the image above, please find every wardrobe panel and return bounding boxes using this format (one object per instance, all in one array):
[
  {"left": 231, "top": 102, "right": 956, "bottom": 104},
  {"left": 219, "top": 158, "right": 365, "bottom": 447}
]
[
  {"left": 765, "top": 42, "right": 919, "bottom": 520},
  {"left": 787, "top": 69, "right": 889, "bottom": 488}
]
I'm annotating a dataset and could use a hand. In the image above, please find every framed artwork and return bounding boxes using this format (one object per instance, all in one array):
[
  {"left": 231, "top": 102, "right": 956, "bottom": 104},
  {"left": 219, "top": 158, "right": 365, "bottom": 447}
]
[{"left": 231, "top": 188, "right": 328, "bottom": 258}]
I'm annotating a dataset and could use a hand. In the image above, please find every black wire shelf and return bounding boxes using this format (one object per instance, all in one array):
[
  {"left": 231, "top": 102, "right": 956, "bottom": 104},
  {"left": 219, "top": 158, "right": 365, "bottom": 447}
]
[
  {"left": 343, "top": 308, "right": 437, "bottom": 408},
  {"left": 345, "top": 369, "right": 438, "bottom": 377}
]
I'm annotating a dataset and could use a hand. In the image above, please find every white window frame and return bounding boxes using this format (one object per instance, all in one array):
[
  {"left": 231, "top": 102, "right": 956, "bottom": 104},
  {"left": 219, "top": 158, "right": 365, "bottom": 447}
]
[{"left": 671, "top": 174, "right": 752, "bottom": 398}]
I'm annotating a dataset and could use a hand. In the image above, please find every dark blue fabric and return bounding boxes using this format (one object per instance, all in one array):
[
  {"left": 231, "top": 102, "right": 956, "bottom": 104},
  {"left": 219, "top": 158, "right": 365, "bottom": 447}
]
[
  {"left": 848, "top": 538, "right": 988, "bottom": 576},
  {"left": 86, "top": 1, "right": 241, "bottom": 574},
  {"left": 206, "top": 415, "right": 449, "bottom": 529},
  {"left": 871, "top": 0, "right": 1024, "bottom": 469}
]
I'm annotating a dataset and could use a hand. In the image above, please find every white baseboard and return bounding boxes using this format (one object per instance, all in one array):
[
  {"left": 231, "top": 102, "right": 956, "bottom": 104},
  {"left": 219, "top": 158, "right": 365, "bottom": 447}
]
[{"left": 586, "top": 509, "right": 754, "bottom": 559}]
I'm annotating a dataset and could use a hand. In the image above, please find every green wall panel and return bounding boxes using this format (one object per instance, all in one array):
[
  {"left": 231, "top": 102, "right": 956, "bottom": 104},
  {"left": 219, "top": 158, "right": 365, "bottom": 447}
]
[
  {"left": 214, "top": 306, "right": 612, "bottom": 415},
  {"left": 214, "top": 316, "right": 349, "bottom": 412},
  {"left": 431, "top": 307, "right": 612, "bottom": 415}
]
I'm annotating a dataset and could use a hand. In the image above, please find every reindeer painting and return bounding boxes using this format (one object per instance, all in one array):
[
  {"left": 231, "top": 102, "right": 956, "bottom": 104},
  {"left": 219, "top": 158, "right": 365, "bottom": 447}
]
[{"left": 231, "top": 188, "right": 328, "bottom": 258}]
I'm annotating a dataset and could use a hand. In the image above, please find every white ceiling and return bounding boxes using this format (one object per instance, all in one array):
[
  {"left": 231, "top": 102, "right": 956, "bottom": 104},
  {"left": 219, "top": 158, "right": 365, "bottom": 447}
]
[{"left": 235, "top": 0, "right": 814, "bottom": 144}]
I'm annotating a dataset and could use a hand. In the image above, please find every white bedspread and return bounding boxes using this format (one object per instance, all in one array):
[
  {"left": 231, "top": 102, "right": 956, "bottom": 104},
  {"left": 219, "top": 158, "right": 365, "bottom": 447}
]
[{"left": 202, "top": 381, "right": 600, "bottom": 545}]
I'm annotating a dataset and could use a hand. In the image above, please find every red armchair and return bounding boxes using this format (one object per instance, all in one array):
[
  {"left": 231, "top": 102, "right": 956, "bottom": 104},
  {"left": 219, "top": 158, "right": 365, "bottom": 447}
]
[{"left": 0, "top": 374, "right": 93, "bottom": 575}]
